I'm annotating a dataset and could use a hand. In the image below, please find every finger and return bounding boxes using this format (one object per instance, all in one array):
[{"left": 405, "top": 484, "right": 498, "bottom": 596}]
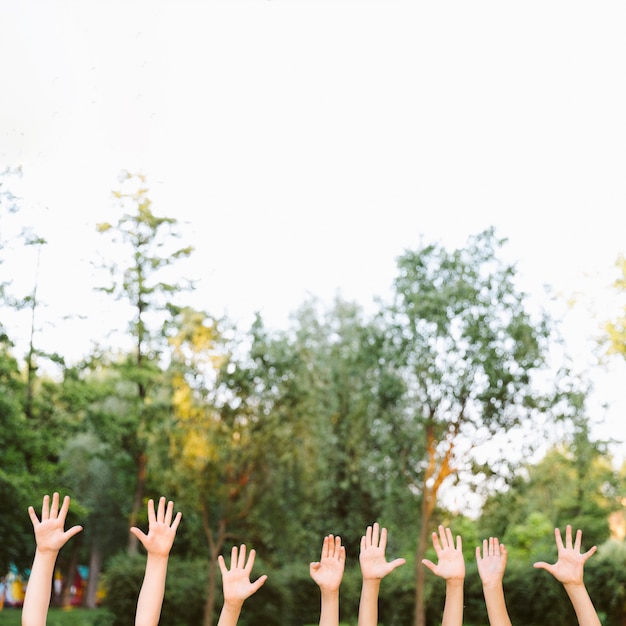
[
  {"left": 554, "top": 527, "right": 564, "bottom": 551},
  {"left": 58, "top": 495, "right": 71, "bottom": 523},
  {"left": 230, "top": 545, "right": 238, "bottom": 569},
  {"left": 431, "top": 531, "right": 441, "bottom": 552},
  {"left": 170, "top": 511, "right": 182, "bottom": 532},
  {"left": 237, "top": 544, "right": 247, "bottom": 569},
  {"left": 147, "top": 499, "right": 156, "bottom": 525},
  {"left": 439, "top": 525, "right": 449, "bottom": 549},
  {"left": 40, "top": 495, "right": 50, "bottom": 521},
  {"left": 565, "top": 525, "right": 573, "bottom": 550},
  {"left": 323, "top": 535, "right": 332, "bottom": 559},
  {"left": 533, "top": 561, "right": 554, "bottom": 575},
  {"left": 445, "top": 527, "right": 454, "bottom": 549},
  {"left": 338, "top": 545, "right": 346, "bottom": 564},
  {"left": 455, "top": 534, "right": 462, "bottom": 551},
  {"left": 379, "top": 526, "right": 388, "bottom": 552},
  {"left": 28, "top": 506, "right": 40, "bottom": 527},
  {"left": 421, "top": 559, "right": 437, "bottom": 574},
  {"left": 218, "top": 555, "right": 227, "bottom": 575},
  {"left": 250, "top": 574, "right": 268, "bottom": 593},
  {"left": 365, "top": 525, "right": 372, "bottom": 548},
  {"left": 245, "top": 548, "right": 256, "bottom": 573},
  {"left": 480, "top": 539, "right": 487, "bottom": 558},
  {"left": 64, "top": 524, "right": 83, "bottom": 541},
  {"left": 50, "top": 493, "right": 60, "bottom": 519},
  {"left": 360, "top": 534, "right": 366, "bottom": 554},
  {"left": 573, "top": 528, "right": 582, "bottom": 553},
  {"left": 164, "top": 500, "right": 174, "bottom": 526},
  {"left": 581, "top": 545, "right": 597, "bottom": 561},
  {"left": 389, "top": 557, "right": 406, "bottom": 571},
  {"left": 490, "top": 537, "right": 498, "bottom": 556},
  {"left": 475, "top": 545, "right": 482, "bottom": 561},
  {"left": 333, "top": 535, "right": 342, "bottom": 560},
  {"left": 372, "top": 522, "right": 380, "bottom": 548},
  {"left": 129, "top": 527, "right": 147, "bottom": 543},
  {"left": 156, "top": 496, "right": 166, "bottom": 523},
  {"left": 309, "top": 562, "right": 321, "bottom": 575}
]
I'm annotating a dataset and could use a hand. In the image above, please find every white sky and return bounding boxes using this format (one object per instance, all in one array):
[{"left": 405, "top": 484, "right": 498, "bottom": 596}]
[{"left": 2, "top": 0, "right": 626, "bottom": 461}]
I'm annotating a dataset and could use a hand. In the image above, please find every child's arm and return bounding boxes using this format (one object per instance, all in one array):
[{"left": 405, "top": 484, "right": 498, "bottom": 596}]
[
  {"left": 131, "top": 497, "right": 182, "bottom": 626},
  {"left": 421, "top": 525, "right": 465, "bottom": 626},
  {"left": 310, "top": 534, "right": 346, "bottom": 626},
  {"left": 22, "top": 493, "right": 83, "bottom": 626},
  {"left": 217, "top": 544, "right": 267, "bottom": 626},
  {"left": 358, "top": 522, "right": 406, "bottom": 626},
  {"left": 476, "top": 537, "right": 512, "bottom": 626},
  {"left": 534, "top": 525, "right": 600, "bottom": 626}
]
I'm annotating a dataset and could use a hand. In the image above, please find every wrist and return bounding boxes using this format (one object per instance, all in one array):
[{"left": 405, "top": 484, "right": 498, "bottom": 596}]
[
  {"left": 446, "top": 577, "right": 465, "bottom": 588},
  {"left": 223, "top": 598, "right": 245, "bottom": 610}
]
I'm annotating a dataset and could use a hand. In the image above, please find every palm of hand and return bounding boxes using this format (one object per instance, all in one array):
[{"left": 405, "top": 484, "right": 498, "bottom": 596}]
[
  {"left": 142, "top": 523, "right": 175, "bottom": 556},
  {"left": 223, "top": 569, "right": 255, "bottom": 604},
  {"left": 553, "top": 550, "right": 584, "bottom": 585},
  {"left": 312, "top": 556, "right": 344, "bottom": 591},
  {"left": 360, "top": 546, "right": 391, "bottom": 580},
  {"left": 435, "top": 548, "right": 465, "bottom": 580},
  {"left": 35, "top": 519, "right": 67, "bottom": 552},
  {"left": 477, "top": 555, "right": 505, "bottom": 585}
]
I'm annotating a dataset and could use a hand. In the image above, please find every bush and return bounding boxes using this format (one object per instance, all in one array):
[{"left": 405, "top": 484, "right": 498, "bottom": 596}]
[{"left": 103, "top": 554, "right": 207, "bottom": 626}]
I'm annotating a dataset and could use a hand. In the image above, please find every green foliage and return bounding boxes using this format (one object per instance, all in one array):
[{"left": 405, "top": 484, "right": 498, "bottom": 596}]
[
  {"left": 0, "top": 608, "right": 113, "bottom": 626},
  {"left": 103, "top": 553, "right": 207, "bottom": 626}
]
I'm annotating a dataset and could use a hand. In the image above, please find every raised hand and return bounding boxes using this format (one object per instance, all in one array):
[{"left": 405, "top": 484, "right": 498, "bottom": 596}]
[
  {"left": 28, "top": 493, "right": 83, "bottom": 553},
  {"left": 310, "top": 534, "right": 346, "bottom": 592},
  {"left": 534, "top": 525, "right": 597, "bottom": 586},
  {"left": 422, "top": 525, "right": 465, "bottom": 581},
  {"left": 476, "top": 537, "right": 508, "bottom": 588},
  {"left": 359, "top": 522, "right": 406, "bottom": 581},
  {"left": 130, "top": 497, "right": 182, "bottom": 557},
  {"left": 219, "top": 544, "right": 268, "bottom": 606}
]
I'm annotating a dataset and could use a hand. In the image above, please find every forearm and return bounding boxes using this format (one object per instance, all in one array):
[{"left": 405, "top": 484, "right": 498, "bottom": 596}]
[
  {"left": 319, "top": 588, "right": 340, "bottom": 626},
  {"left": 217, "top": 601, "right": 244, "bottom": 626},
  {"left": 441, "top": 579, "right": 464, "bottom": 626},
  {"left": 358, "top": 579, "right": 380, "bottom": 626},
  {"left": 22, "top": 550, "right": 57, "bottom": 626},
  {"left": 135, "top": 554, "right": 169, "bottom": 626},
  {"left": 564, "top": 583, "right": 601, "bottom": 626},
  {"left": 482, "top": 583, "right": 512, "bottom": 626}
]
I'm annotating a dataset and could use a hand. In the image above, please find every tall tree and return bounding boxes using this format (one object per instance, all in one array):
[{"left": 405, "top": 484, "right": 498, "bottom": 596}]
[
  {"left": 382, "top": 228, "right": 578, "bottom": 626},
  {"left": 160, "top": 307, "right": 265, "bottom": 626},
  {"left": 604, "top": 254, "right": 626, "bottom": 359},
  {"left": 96, "top": 171, "right": 193, "bottom": 552}
]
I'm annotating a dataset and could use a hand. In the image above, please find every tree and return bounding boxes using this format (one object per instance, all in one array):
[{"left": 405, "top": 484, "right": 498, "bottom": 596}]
[
  {"left": 95, "top": 171, "right": 193, "bottom": 552},
  {"left": 159, "top": 306, "right": 266, "bottom": 626},
  {"left": 604, "top": 254, "right": 626, "bottom": 359},
  {"left": 382, "top": 228, "right": 577, "bottom": 626}
]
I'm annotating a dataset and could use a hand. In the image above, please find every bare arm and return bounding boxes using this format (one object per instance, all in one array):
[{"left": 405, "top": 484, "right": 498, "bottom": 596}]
[
  {"left": 422, "top": 526, "right": 465, "bottom": 626},
  {"left": 476, "top": 537, "right": 512, "bottom": 626},
  {"left": 131, "top": 497, "right": 182, "bottom": 626},
  {"left": 358, "top": 523, "right": 406, "bottom": 626},
  {"left": 22, "top": 494, "right": 83, "bottom": 626},
  {"left": 310, "top": 535, "right": 346, "bottom": 626},
  {"left": 534, "top": 525, "right": 600, "bottom": 626},
  {"left": 217, "top": 545, "right": 267, "bottom": 626}
]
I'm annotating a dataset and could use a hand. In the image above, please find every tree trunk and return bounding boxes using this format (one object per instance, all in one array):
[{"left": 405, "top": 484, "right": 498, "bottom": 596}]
[
  {"left": 202, "top": 509, "right": 226, "bottom": 626},
  {"left": 203, "top": 555, "right": 218, "bottom": 626},
  {"left": 128, "top": 451, "right": 147, "bottom": 554},
  {"left": 83, "top": 543, "right": 102, "bottom": 608},
  {"left": 414, "top": 493, "right": 434, "bottom": 626}
]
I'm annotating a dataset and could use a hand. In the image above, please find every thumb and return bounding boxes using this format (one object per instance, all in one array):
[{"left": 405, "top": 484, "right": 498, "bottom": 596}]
[
  {"left": 389, "top": 558, "right": 406, "bottom": 572},
  {"left": 533, "top": 561, "right": 552, "bottom": 572}
]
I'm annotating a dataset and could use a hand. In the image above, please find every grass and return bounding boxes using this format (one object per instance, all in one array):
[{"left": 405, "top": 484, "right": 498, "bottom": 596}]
[{"left": 0, "top": 607, "right": 113, "bottom": 626}]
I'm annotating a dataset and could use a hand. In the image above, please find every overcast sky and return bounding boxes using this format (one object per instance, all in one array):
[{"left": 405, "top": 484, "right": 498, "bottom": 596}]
[{"left": 2, "top": 0, "right": 626, "bottom": 458}]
